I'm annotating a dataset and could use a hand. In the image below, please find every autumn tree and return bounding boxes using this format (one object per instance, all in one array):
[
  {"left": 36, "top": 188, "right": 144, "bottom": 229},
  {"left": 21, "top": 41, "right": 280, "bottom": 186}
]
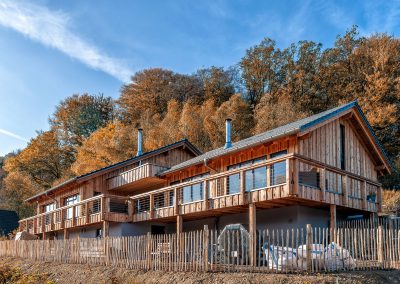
[
  {"left": 4, "top": 130, "right": 74, "bottom": 189},
  {"left": 50, "top": 93, "right": 115, "bottom": 148},
  {"left": 240, "top": 38, "right": 283, "bottom": 108},
  {"left": 72, "top": 121, "right": 137, "bottom": 175},
  {"left": 205, "top": 94, "right": 254, "bottom": 149},
  {"left": 196, "top": 66, "right": 236, "bottom": 106},
  {"left": 145, "top": 100, "right": 185, "bottom": 150},
  {"left": 254, "top": 90, "right": 309, "bottom": 134},
  {"left": 1, "top": 171, "right": 40, "bottom": 218},
  {"left": 119, "top": 68, "right": 204, "bottom": 123}
]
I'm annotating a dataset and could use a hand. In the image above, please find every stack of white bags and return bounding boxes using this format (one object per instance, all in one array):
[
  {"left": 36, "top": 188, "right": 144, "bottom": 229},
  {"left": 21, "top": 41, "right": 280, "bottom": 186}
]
[{"left": 264, "top": 242, "right": 357, "bottom": 271}]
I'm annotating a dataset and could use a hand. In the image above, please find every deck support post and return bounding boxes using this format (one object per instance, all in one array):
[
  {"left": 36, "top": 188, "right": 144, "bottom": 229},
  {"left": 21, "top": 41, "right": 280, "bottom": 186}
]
[
  {"left": 63, "top": 228, "right": 69, "bottom": 240},
  {"left": 249, "top": 203, "right": 256, "bottom": 267},
  {"left": 102, "top": 220, "right": 109, "bottom": 237},
  {"left": 330, "top": 204, "right": 336, "bottom": 231},
  {"left": 176, "top": 215, "right": 183, "bottom": 234},
  {"left": 127, "top": 199, "right": 133, "bottom": 220}
]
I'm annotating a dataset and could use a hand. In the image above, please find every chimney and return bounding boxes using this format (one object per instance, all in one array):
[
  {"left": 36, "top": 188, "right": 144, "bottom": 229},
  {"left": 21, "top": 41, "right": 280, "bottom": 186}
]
[
  {"left": 224, "top": 118, "right": 232, "bottom": 149},
  {"left": 136, "top": 128, "right": 143, "bottom": 156}
]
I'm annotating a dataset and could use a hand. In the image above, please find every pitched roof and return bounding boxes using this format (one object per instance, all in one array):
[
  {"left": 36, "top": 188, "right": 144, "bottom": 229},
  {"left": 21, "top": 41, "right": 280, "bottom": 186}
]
[
  {"left": 161, "top": 101, "right": 392, "bottom": 175},
  {"left": 0, "top": 210, "right": 19, "bottom": 235},
  {"left": 26, "top": 139, "right": 201, "bottom": 202}
]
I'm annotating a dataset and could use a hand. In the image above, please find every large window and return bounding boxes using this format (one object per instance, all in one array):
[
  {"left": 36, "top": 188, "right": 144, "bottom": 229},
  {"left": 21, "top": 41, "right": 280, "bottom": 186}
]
[
  {"left": 65, "top": 194, "right": 80, "bottom": 219},
  {"left": 270, "top": 150, "right": 287, "bottom": 186},
  {"left": 340, "top": 124, "right": 346, "bottom": 170},
  {"left": 245, "top": 158, "right": 267, "bottom": 192},
  {"left": 228, "top": 157, "right": 266, "bottom": 194},
  {"left": 182, "top": 173, "right": 209, "bottom": 204}
]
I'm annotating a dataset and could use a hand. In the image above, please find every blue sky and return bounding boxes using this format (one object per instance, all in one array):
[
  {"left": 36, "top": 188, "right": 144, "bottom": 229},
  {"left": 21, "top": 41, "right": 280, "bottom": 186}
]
[{"left": 0, "top": 0, "right": 399, "bottom": 155}]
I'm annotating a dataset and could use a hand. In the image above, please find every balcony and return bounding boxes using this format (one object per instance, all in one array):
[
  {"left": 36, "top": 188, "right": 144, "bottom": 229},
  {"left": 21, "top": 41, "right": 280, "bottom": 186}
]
[
  {"left": 130, "top": 154, "right": 382, "bottom": 223},
  {"left": 107, "top": 163, "right": 168, "bottom": 192},
  {"left": 18, "top": 194, "right": 131, "bottom": 235}
]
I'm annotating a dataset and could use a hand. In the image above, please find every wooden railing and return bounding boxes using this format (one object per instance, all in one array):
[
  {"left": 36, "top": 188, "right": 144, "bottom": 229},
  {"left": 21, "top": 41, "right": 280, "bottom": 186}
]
[
  {"left": 18, "top": 194, "right": 131, "bottom": 235},
  {"left": 131, "top": 154, "right": 381, "bottom": 222},
  {"left": 295, "top": 155, "right": 381, "bottom": 213},
  {"left": 132, "top": 154, "right": 291, "bottom": 222},
  {"left": 107, "top": 163, "right": 168, "bottom": 190}
]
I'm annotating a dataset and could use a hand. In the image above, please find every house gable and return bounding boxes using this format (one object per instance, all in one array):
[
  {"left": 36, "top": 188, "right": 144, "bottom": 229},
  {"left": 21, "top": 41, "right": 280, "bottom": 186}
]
[{"left": 297, "top": 104, "right": 391, "bottom": 179}]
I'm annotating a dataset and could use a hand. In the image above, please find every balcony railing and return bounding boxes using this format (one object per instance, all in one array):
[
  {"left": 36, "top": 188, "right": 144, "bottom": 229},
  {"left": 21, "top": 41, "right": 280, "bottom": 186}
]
[
  {"left": 107, "top": 163, "right": 168, "bottom": 190},
  {"left": 131, "top": 154, "right": 382, "bottom": 222},
  {"left": 18, "top": 194, "right": 131, "bottom": 235}
]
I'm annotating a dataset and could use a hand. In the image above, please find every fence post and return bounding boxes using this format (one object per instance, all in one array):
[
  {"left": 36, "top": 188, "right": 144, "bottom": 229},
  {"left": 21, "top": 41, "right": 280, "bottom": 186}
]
[
  {"left": 306, "top": 224, "right": 312, "bottom": 272},
  {"left": 203, "top": 225, "right": 209, "bottom": 272},
  {"left": 378, "top": 225, "right": 383, "bottom": 267},
  {"left": 146, "top": 232, "right": 152, "bottom": 270},
  {"left": 249, "top": 203, "right": 256, "bottom": 268}
]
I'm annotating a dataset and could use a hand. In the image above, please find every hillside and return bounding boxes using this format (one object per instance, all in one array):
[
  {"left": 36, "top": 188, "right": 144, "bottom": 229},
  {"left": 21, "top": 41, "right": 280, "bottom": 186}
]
[{"left": 1, "top": 257, "right": 400, "bottom": 284}]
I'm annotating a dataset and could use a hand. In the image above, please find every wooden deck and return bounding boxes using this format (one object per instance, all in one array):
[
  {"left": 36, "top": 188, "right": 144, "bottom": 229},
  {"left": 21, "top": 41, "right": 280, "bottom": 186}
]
[
  {"left": 18, "top": 194, "right": 131, "bottom": 235},
  {"left": 107, "top": 163, "right": 168, "bottom": 191},
  {"left": 131, "top": 154, "right": 381, "bottom": 223}
]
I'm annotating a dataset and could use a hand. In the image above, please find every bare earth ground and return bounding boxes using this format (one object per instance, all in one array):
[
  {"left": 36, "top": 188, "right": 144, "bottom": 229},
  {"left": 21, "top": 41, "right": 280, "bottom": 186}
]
[{"left": 1, "top": 257, "right": 400, "bottom": 284}]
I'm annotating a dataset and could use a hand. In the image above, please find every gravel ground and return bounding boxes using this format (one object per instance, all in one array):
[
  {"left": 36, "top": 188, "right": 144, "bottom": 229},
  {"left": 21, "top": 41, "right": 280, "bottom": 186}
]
[{"left": 1, "top": 257, "right": 400, "bottom": 284}]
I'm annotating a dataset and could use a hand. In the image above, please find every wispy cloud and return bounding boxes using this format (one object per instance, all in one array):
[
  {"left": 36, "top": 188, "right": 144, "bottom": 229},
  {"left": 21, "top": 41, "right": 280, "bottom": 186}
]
[
  {"left": 0, "top": 129, "right": 29, "bottom": 142},
  {"left": 0, "top": 0, "right": 133, "bottom": 82}
]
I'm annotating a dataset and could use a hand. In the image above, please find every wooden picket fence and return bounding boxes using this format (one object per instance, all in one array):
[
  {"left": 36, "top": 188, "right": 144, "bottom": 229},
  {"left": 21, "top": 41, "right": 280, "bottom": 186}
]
[{"left": 1, "top": 223, "right": 400, "bottom": 273}]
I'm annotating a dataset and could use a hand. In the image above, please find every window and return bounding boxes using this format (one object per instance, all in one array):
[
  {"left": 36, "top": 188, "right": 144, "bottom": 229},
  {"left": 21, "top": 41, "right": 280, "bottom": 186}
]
[
  {"left": 92, "top": 192, "right": 101, "bottom": 213},
  {"left": 135, "top": 197, "right": 150, "bottom": 213},
  {"left": 182, "top": 182, "right": 203, "bottom": 203},
  {"left": 154, "top": 193, "right": 165, "bottom": 209},
  {"left": 340, "top": 124, "right": 345, "bottom": 170},
  {"left": 43, "top": 203, "right": 55, "bottom": 225},
  {"left": 228, "top": 157, "right": 267, "bottom": 193},
  {"left": 245, "top": 157, "right": 267, "bottom": 192},
  {"left": 270, "top": 150, "right": 287, "bottom": 186},
  {"left": 65, "top": 194, "right": 80, "bottom": 220},
  {"left": 181, "top": 173, "right": 209, "bottom": 204},
  {"left": 43, "top": 203, "right": 55, "bottom": 213},
  {"left": 227, "top": 161, "right": 249, "bottom": 194}
]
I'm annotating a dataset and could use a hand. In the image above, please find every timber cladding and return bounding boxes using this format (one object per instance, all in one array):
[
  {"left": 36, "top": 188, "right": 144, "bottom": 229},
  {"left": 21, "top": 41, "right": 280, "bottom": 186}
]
[
  {"left": 164, "top": 137, "right": 296, "bottom": 184},
  {"left": 297, "top": 118, "right": 378, "bottom": 181}
]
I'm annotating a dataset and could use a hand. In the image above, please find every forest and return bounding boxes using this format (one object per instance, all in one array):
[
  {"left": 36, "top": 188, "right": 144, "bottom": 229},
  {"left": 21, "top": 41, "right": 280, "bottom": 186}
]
[{"left": 1, "top": 26, "right": 399, "bottom": 218}]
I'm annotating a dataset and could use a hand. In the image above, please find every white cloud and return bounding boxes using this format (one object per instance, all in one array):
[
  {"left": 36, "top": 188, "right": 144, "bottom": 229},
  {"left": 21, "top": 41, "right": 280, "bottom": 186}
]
[
  {"left": 0, "top": 0, "right": 133, "bottom": 82},
  {"left": 0, "top": 128, "right": 29, "bottom": 142}
]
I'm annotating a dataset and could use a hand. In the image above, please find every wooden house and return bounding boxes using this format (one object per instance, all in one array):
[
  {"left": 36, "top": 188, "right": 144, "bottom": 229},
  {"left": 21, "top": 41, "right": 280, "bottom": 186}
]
[{"left": 18, "top": 101, "right": 392, "bottom": 239}]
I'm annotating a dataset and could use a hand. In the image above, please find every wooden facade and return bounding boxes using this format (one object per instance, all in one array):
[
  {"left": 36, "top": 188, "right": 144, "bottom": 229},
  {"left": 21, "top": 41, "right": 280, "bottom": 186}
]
[{"left": 18, "top": 104, "right": 391, "bottom": 239}]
